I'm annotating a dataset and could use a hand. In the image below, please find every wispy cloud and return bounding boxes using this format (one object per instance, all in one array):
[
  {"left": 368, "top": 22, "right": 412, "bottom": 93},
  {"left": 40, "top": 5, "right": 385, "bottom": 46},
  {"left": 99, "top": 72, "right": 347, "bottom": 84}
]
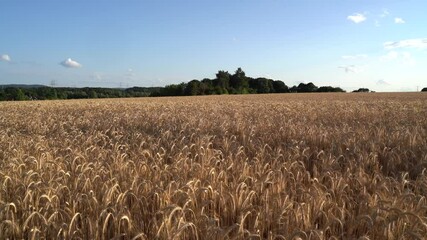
[
  {"left": 90, "top": 72, "right": 103, "bottom": 81},
  {"left": 377, "top": 79, "right": 391, "bottom": 85},
  {"left": 380, "top": 51, "right": 399, "bottom": 61},
  {"left": 347, "top": 13, "right": 367, "bottom": 23},
  {"left": 338, "top": 65, "right": 363, "bottom": 73},
  {"left": 380, "top": 51, "right": 415, "bottom": 65},
  {"left": 375, "top": 20, "right": 381, "bottom": 27},
  {"left": 401, "top": 52, "right": 416, "bottom": 65},
  {"left": 342, "top": 54, "right": 368, "bottom": 60},
  {"left": 384, "top": 38, "right": 427, "bottom": 49},
  {"left": 125, "top": 68, "right": 135, "bottom": 80},
  {"left": 60, "top": 58, "right": 82, "bottom": 68},
  {"left": 380, "top": 9, "right": 390, "bottom": 18},
  {"left": 394, "top": 17, "right": 405, "bottom": 24},
  {"left": 1, "top": 54, "right": 11, "bottom": 62}
]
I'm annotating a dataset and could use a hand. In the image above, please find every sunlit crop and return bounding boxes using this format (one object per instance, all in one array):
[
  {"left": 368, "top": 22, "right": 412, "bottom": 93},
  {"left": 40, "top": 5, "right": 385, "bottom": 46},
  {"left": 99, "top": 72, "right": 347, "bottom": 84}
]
[{"left": 1, "top": 93, "right": 426, "bottom": 239}]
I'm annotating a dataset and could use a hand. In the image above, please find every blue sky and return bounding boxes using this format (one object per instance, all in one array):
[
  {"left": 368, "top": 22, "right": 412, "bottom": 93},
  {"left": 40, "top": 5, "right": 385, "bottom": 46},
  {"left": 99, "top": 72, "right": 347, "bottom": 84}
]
[{"left": 1, "top": 0, "right": 426, "bottom": 91}]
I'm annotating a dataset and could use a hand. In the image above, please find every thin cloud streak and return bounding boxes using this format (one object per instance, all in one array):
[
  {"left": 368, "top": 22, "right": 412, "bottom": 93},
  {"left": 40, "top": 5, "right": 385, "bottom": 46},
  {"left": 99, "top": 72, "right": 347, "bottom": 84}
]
[
  {"left": 384, "top": 38, "right": 427, "bottom": 50},
  {"left": 342, "top": 54, "right": 368, "bottom": 60},
  {"left": 338, "top": 65, "right": 363, "bottom": 73},
  {"left": 377, "top": 79, "right": 391, "bottom": 85}
]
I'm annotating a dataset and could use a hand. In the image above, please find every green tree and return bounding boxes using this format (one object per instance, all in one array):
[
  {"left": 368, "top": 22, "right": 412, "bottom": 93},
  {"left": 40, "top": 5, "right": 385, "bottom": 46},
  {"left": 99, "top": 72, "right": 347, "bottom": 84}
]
[
  {"left": 89, "top": 90, "right": 98, "bottom": 98},
  {"left": 15, "top": 88, "right": 27, "bottom": 101},
  {"left": 46, "top": 88, "right": 58, "bottom": 99},
  {"left": 230, "top": 68, "right": 249, "bottom": 93},
  {"left": 272, "top": 80, "right": 289, "bottom": 93},
  {"left": 249, "top": 78, "right": 274, "bottom": 93},
  {"left": 0, "top": 88, "right": 5, "bottom": 100},
  {"left": 215, "top": 71, "right": 230, "bottom": 90},
  {"left": 352, "top": 88, "right": 370, "bottom": 93},
  {"left": 4, "top": 88, "right": 27, "bottom": 101},
  {"left": 200, "top": 78, "right": 213, "bottom": 94},
  {"left": 317, "top": 86, "right": 345, "bottom": 92},
  {"left": 290, "top": 82, "right": 318, "bottom": 93},
  {"left": 184, "top": 80, "right": 201, "bottom": 95}
]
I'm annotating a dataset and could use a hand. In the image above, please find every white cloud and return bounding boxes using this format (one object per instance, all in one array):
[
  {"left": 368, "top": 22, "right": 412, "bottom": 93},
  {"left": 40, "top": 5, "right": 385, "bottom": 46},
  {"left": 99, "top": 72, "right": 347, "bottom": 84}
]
[
  {"left": 342, "top": 54, "right": 368, "bottom": 60},
  {"left": 60, "top": 58, "right": 82, "bottom": 68},
  {"left": 1, "top": 54, "right": 11, "bottom": 62},
  {"left": 384, "top": 38, "right": 427, "bottom": 50},
  {"left": 338, "top": 65, "right": 363, "bottom": 73},
  {"left": 347, "top": 13, "right": 367, "bottom": 23},
  {"left": 394, "top": 17, "right": 405, "bottom": 24}
]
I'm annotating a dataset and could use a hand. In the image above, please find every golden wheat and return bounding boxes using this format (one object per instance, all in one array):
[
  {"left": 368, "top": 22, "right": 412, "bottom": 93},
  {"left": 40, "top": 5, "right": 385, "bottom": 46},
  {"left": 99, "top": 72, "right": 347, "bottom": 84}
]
[{"left": 0, "top": 93, "right": 426, "bottom": 239}]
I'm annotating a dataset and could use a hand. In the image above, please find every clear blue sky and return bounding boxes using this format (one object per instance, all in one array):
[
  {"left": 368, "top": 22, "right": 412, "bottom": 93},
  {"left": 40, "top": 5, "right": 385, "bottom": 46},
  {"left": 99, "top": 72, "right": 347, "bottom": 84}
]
[{"left": 1, "top": 0, "right": 426, "bottom": 91}]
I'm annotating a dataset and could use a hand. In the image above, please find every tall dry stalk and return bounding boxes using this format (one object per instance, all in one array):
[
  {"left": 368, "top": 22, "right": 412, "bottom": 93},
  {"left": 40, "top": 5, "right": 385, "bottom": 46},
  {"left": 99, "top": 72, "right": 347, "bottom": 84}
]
[{"left": 0, "top": 93, "right": 426, "bottom": 239}]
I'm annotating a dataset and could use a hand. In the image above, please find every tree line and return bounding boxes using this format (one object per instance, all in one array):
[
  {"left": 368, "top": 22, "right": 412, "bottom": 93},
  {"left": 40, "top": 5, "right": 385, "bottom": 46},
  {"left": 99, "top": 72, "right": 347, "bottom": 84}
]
[
  {"left": 152, "top": 68, "right": 344, "bottom": 96},
  {"left": 0, "top": 86, "right": 160, "bottom": 101},
  {"left": 0, "top": 67, "right": 362, "bottom": 101}
]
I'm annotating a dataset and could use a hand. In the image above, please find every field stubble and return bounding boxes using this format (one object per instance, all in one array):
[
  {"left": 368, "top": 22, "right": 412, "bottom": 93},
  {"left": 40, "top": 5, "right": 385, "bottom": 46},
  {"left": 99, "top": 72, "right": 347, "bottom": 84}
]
[{"left": 0, "top": 93, "right": 426, "bottom": 239}]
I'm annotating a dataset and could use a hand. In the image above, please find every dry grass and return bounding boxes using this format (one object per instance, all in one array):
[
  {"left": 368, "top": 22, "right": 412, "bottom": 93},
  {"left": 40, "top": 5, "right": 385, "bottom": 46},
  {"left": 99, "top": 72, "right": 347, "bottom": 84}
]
[{"left": 1, "top": 92, "right": 426, "bottom": 239}]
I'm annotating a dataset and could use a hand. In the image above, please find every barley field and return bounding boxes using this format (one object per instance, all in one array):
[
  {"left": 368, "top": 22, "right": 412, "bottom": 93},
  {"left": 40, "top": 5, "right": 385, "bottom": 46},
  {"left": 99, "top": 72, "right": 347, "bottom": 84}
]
[{"left": 0, "top": 93, "right": 426, "bottom": 239}]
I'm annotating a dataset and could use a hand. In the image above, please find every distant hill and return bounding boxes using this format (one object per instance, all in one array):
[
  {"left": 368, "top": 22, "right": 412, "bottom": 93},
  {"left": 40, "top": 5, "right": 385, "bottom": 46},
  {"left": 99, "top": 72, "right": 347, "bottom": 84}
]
[{"left": 0, "top": 84, "right": 47, "bottom": 89}]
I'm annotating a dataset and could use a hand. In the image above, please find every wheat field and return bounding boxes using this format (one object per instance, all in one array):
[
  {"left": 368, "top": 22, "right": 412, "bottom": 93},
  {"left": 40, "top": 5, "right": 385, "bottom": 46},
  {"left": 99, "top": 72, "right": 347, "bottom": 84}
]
[{"left": 0, "top": 93, "right": 426, "bottom": 239}]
